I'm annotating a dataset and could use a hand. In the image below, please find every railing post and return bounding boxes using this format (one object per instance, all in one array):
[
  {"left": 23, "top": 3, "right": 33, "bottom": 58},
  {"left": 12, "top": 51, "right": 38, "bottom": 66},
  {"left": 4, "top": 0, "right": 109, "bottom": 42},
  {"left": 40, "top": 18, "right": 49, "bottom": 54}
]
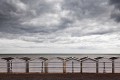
[
  {"left": 7, "top": 60, "right": 11, "bottom": 73},
  {"left": 96, "top": 60, "right": 99, "bottom": 73},
  {"left": 2, "top": 57, "right": 14, "bottom": 73},
  {"left": 44, "top": 61, "right": 48, "bottom": 73},
  {"left": 72, "top": 61, "right": 74, "bottom": 73},
  {"left": 80, "top": 61, "right": 82, "bottom": 73},
  {"left": 94, "top": 57, "right": 103, "bottom": 74},
  {"left": 103, "top": 62, "right": 106, "bottom": 73},
  {"left": 63, "top": 61, "right": 66, "bottom": 73},
  {"left": 109, "top": 57, "right": 118, "bottom": 73},
  {"left": 20, "top": 57, "right": 30, "bottom": 73},
  {"left": 112, "top": 60, "right": 114, "bottom": 73},
  {"left": 26, "top": 60, "right": 29, "bottom": 73},
  {"left": 41, "top": 61, "right": 44, "bottom": 73},
  {"left": 10, "top": 61, "right": 12, "bottom": 73}
]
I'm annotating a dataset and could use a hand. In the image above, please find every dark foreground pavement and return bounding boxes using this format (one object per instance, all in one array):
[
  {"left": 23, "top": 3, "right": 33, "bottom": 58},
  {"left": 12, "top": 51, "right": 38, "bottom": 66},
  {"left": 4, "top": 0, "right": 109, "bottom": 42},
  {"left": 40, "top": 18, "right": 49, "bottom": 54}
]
[{"left": 0, "top": 73, "right": 120, "bottom": 80}]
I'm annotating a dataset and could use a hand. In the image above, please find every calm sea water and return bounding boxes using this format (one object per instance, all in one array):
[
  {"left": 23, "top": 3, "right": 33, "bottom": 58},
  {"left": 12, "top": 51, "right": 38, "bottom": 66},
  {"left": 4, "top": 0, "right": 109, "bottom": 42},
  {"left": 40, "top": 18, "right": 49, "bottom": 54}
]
[{"left": 0, "top": 54, "right": 120, "bottom": 58}]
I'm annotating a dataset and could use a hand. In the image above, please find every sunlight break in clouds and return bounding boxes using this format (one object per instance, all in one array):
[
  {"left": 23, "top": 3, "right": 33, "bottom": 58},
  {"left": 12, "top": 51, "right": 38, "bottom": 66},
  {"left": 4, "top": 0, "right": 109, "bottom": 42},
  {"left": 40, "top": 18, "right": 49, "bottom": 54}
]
[{"left": 0, "top": 0, "right": 120, "bottom": 53}]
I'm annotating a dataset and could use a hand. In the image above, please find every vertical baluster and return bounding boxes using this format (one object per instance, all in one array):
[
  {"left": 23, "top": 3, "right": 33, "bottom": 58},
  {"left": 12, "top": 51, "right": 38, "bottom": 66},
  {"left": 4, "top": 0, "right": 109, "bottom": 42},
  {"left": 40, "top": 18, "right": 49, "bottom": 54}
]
[
  {"left": 26, "top": 60, "right": 29, "bottom": 73},
  {"left": 80, "top": 61, "right": 82, "bottom": 73},
  {"left": 41, "top": 61, "right": 44, "bottom": 73},
  {"left": 94, "top": 57, "right": 103, "bottom": 74},
  {"left": 112, "top": 60, "right": 114, "bottom": 73},
  {"left": 109, "top": 57, "right": 118, "bottom": 73},
  {"left": 2, "top": 57, "right": 14, "bottom": 73},
  {"left": 20, "top": 57, "right": 30, "bottom": 73},
  {"left": 7, "top": 60, "right": 10, "bottom": 73},
  {"left": 103, "top": 62, "right": 106, "bottom": 73},
  {"left": 10, "top": 61, "right": 12, "bottom": 73},
  {"left": 44, "top": 61, "right": 48, "bottom": 73},
  {"left": 72, "top": 61, "right": 74, "bottom": 73},
  {"left": 96, "top": 60, "right": 99, "bottom": 73},
  {"left": 63, "top": 61, "right": 66, "bottom": 73}
]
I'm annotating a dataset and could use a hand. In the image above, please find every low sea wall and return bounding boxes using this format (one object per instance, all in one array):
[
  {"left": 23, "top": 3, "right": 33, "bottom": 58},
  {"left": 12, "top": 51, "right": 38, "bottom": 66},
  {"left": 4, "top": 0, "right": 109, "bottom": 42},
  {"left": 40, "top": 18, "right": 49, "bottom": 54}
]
[{"left": 0, "top": 73, "right": 120, "bottom": 80}]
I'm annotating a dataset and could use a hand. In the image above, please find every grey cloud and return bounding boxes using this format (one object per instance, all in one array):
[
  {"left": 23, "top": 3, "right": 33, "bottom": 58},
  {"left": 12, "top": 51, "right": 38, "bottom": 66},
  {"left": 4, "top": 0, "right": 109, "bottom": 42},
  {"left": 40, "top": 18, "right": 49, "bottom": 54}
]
[
  {"left": 0, "top": 0, "right": 25, "bottom": 34},
  {"left": 0, "top": 0, "right": 54, "bottom": 34},
  {"left": 0, "top": 0, "right": 73, "bottom": 39},
  {"left": 56, "top": 18, "right": 74, "bottom": 30},
  {"left": 109, "top": 0, "right": 120, "bottom": 22},
  {"left": 62, "top": 0, "right": 109, "bottom": 20},
  {"left": 0, "top": 0, "right": 119, "bottom": 45},
  {"left": 111, "top": 11, "right": 120, "bottom": 22},
  {"left": 0, "top": 0, "right": 19, "bottom": 27},
  {"left": 70, "top": 28, "right": 118, "bottom": 37},
  {"left": 109, "top": 0, "right": 120, "bottom": 9},
  {"left": 21, "top": 0, "right": 54, "bottom": 16}
]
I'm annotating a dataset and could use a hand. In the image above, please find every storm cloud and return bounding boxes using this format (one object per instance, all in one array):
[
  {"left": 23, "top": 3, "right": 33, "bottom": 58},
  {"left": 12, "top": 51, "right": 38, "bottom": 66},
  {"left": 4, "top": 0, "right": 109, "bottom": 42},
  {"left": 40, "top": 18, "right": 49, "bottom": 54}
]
[{"left": 0, "top": 0, "right": 120, "bottom": 53}]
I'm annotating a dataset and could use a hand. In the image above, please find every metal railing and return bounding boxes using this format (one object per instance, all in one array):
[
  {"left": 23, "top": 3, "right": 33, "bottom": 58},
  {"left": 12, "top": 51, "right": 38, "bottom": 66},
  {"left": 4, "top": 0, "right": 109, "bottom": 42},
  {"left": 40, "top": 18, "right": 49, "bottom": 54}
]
[{"left": 0, "top": 57, "right": 120, "bottom": 73}]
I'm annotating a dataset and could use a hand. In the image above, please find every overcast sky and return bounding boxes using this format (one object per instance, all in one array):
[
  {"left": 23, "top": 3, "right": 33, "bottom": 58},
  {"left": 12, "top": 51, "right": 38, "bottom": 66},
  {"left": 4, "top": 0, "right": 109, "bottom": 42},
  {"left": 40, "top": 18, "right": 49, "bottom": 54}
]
[{"left": 0, "top": 0, "right": 120, "bottom": 54}]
